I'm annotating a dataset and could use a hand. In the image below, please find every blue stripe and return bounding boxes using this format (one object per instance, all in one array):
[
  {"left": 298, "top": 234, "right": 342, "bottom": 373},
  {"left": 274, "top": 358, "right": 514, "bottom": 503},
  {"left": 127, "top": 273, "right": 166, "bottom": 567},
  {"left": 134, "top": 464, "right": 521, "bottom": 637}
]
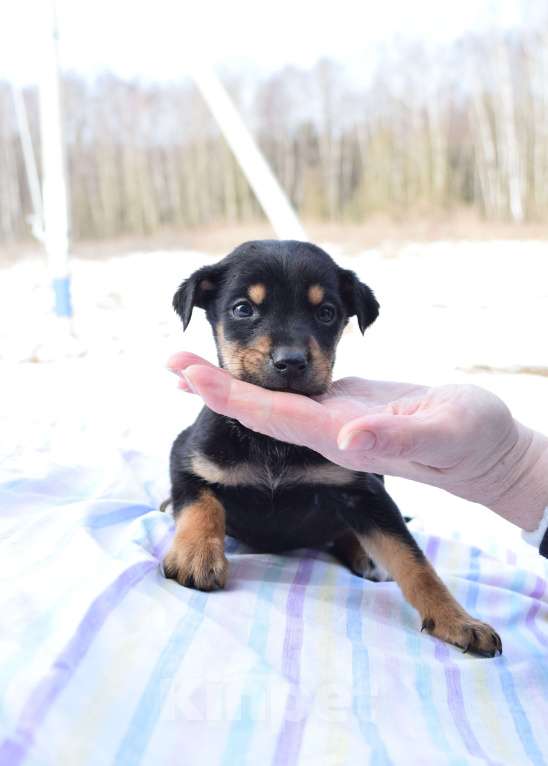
[
  {"left": 84, "top": 504, "right": 151, "bottom": 529},
  {"left": 346, "top": 582, "right": 393, "bottom": 765},
  {"left": 115, "top": 589, "right": 209, "bottom": 765},
  {"left": 0, "top": 558, "right": 161, "bottom": 766},
  {"left": 53, "top": 276, "right": 73, "bottom": 317},
  {"left": 464, "top": 546, "right": 482, "bottom": 612},
  {"left": 470, "top": 565, "right": 546, "bottom": 766},
  {"left": 0, "top": 587, "right": 76, "bottom": 719},
  {"left": 404, "top": 608, "right": 465, "bottom": 765},
  {"left": 0, "top": 516, "right": 169, "bottom": 728},
  {"left": 497, "top": 656, "right": 546, "bottom": 766},
  {"left": 221, "top": 558, "right": 285, "bottom": 765},
  {"left": 116, "top": 555, "right": 247, "bottom": 766},
  {"left": 6, "top": 504, "right": 156, "bottom": 578}
]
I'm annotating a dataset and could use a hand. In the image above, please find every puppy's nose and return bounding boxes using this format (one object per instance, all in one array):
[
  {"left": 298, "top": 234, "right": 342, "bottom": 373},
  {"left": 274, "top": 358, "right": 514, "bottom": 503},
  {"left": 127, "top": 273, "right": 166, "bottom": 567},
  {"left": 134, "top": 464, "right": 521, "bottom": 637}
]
[{"left": 272, "top": 347, "right": 308, "bottom": 375}]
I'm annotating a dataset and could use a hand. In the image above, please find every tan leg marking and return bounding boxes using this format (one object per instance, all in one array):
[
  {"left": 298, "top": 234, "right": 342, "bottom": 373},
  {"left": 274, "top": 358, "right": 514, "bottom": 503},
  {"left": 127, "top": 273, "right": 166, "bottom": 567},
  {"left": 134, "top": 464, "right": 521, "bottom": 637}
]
[
  {"left": 308, "top": 284, "right": 325, "bottom": 305},
  {"left": 248, "top": 283, "right": 266, "bottom": 304},
  {"left": 361, "top": 532, "right": 502, "bottom": 656},
  {"left": 164, "top": 490, "right": 228, "bottom": 591}
]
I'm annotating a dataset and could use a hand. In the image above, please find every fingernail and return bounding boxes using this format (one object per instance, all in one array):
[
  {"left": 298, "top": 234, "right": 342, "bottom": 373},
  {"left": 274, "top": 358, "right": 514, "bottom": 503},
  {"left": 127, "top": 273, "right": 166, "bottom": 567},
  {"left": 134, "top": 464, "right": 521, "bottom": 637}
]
[
  {"left": 180, "top": 371, "right": 196, "bottom": 393},
  {"left": 338, "top": 430, "right": 376, "bottom": 451}
]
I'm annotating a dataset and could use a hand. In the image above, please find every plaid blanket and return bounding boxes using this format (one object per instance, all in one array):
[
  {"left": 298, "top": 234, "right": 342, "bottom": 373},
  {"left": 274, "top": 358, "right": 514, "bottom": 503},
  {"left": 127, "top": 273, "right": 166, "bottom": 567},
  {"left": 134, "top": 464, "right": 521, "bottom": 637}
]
[{"left": 1, "top": 454, "right": 547, "bottom": 766}]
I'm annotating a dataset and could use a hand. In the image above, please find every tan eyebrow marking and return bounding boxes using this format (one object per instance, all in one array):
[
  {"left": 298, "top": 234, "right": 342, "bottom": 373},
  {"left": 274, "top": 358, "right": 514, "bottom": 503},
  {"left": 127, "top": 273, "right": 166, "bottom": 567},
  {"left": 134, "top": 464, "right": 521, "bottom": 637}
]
[
  {"left": 308, "top": 284, "right": 325, "bottom": 305},
  {"left": 248, "top": 283, "right": 266, "bottom": 304}
]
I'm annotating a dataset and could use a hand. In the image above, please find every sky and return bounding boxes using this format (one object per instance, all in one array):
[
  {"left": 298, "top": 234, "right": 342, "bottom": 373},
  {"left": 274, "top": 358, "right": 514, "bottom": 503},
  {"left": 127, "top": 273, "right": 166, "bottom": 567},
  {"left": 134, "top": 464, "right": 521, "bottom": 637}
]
[{"left": 0, "top": 0, "right": 544, "bottom": 86}]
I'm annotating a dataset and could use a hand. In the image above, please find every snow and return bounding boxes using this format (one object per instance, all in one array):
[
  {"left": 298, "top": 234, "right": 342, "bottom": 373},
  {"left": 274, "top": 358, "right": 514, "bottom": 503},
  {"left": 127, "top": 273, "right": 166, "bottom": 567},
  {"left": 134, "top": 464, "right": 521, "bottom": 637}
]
[{"left": 1, "top": 239, "right": 547, "bottom": 566}]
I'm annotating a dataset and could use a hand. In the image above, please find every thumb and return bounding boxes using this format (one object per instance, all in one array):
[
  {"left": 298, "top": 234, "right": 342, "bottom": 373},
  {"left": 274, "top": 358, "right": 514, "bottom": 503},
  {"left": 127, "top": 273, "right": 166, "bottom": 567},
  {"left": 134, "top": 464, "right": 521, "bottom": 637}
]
[{"left": 337, "top": 412, "right": 441, "bottom": 463}]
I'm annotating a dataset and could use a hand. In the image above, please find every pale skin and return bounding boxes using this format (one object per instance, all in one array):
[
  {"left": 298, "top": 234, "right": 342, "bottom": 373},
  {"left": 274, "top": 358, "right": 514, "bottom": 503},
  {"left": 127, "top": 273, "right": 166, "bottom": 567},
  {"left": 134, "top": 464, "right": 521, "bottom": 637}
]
[{"left": 168, "top": 351, "right": 548, "bottom": 536}]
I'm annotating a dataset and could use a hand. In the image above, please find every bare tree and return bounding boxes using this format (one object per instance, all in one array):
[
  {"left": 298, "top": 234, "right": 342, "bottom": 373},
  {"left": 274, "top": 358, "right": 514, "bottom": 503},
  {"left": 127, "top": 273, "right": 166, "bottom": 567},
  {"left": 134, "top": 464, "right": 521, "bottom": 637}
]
[{"left": 3, "top": 22, "right": 548, "bottom": 243}]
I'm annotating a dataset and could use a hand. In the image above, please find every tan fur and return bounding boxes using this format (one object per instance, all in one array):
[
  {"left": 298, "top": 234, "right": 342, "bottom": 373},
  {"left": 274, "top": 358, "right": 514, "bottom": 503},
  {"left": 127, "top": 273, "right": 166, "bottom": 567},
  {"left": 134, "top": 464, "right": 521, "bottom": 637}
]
[
  {"left": 216, "top": 323, "right": 243, "bottom": 377},
  {"left": 215, "top": 323, "right": 272, "bottom": 381},
  {"left": 308, "top": 284, "right": 325, "bottom": 305},
  {"left": 191, "top": 454, "right": 256, "bottom": 486},
  {"left": 251, "top": 336, "right": 271, "bottom": 355},
  {"left": 360, "top": 531, "right": 501, "bottom": 654},
  {"left": 217, "top": 318, "right": 333, "bottom": 392},
  {"left": 163, "top": 490, "right": 227, "bottom": 590},
  {"left": 191, "top": 453, "right": 355, "bottom": 489},
  {"left": 241, "top": 335, "right": 272, "bottom": 377},
  {"left": 308, "top": 337, "right": 334, "bottom": 389},
  {"left": 248, "top": 283, "right": 266, "bottom": 304},
  {"left": 300, "top": 464, "right": 355, "bottom": 485}
]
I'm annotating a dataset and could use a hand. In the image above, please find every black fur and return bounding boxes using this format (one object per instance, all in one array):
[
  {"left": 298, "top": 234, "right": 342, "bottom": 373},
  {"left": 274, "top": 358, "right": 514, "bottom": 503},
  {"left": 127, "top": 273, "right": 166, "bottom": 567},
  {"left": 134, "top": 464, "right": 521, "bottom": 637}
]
[{"left": 167, "top": 240, "right": 417, "bottom": 566}]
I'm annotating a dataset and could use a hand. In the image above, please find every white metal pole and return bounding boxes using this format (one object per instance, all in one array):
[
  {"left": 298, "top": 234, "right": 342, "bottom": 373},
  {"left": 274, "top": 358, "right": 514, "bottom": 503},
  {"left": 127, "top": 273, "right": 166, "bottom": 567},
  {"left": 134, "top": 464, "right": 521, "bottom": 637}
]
[
  {"left": 11, "top": 85, "right": 45, "bottom": 242},
  {"left": 191, "top": 64, "right": 307, "bottom": 241},
  {"left": 40, "top": 0, "right": 73, "bottom": 323}
]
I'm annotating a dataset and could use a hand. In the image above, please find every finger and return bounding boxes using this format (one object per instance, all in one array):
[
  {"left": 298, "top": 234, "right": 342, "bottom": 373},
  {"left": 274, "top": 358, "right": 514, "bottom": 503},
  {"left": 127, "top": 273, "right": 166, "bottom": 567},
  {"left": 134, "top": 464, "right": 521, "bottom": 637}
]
[
  {"left": 167, "top": 352, "right": 217, "bottom": 376},
  {"left": 337, "top": 411, "right": 443, "bottom": 464},
  {"left": 184, "top": 364, "right": 331, "bottom": 448},
  {"left": 323, "top": 377, "right": 427, "bottom": 405},
  {"left": 330, "top": 446, "right": 446, "bottom": 486}
]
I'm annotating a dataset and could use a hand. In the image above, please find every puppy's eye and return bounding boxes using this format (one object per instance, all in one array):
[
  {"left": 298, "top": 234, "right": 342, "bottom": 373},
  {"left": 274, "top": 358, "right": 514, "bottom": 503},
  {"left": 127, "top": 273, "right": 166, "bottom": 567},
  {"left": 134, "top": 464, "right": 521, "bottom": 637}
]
[
  {"left": 316, "top": 303, "right": 336, "bottom": 324},
  {"left": 232, "top": 300, "right": 254, "bottom": 318}
]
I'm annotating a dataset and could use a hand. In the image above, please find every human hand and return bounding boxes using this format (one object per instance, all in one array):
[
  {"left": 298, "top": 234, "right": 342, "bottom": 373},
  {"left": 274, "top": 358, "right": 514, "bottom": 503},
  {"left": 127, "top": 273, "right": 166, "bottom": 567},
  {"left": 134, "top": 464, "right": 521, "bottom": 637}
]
[{"left": 168, "top": 352, "right": 548, "bottom": 530}]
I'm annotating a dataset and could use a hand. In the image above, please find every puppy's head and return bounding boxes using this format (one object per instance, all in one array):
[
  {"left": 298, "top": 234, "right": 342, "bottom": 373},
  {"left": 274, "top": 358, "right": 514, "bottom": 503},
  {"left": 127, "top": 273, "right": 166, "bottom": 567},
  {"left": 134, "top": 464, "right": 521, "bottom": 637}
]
[{"left": 173, "top": 240, "right": 379, "bottom": 396}]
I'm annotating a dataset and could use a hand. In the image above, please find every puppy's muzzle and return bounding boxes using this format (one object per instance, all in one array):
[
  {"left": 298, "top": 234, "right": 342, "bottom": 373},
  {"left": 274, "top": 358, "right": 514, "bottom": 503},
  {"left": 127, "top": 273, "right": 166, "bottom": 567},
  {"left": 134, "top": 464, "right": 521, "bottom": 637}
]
[{"left": 271, "top": 346, "right": 308, "bottom": 380}]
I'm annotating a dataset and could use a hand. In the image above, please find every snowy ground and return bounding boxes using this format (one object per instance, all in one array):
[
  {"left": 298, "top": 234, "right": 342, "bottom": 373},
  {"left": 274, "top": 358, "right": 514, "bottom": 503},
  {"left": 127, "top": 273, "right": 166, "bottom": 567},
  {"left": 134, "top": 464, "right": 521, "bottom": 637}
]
[{"left": 1, "top": 239, "right": 547, "bottom": 565}]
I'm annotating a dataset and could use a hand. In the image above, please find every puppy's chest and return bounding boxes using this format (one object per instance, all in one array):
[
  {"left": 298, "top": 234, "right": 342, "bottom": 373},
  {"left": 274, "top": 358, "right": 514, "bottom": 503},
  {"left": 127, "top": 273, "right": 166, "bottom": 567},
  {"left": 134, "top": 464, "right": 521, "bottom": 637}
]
[{"left": 190, "top": 450, "right": 355, "bottom": 493}]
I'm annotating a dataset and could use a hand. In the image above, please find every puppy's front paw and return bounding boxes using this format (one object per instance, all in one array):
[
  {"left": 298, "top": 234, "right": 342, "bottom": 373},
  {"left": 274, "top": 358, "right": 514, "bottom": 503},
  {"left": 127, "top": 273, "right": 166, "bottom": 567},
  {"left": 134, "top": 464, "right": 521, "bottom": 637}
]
[
  {"left": 421, "top": 612, "right": 502, "bottom": 657},
  {"left": 164, "top": 536, "right": 228, "bottom": 591}
]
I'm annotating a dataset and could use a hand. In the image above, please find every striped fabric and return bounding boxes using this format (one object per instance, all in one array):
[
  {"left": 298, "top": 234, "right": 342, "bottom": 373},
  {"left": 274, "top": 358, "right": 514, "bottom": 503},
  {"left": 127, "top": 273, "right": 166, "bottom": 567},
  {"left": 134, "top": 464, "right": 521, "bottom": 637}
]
[{"left": 1, "top": 457, "right": 547, "bottom": 766}]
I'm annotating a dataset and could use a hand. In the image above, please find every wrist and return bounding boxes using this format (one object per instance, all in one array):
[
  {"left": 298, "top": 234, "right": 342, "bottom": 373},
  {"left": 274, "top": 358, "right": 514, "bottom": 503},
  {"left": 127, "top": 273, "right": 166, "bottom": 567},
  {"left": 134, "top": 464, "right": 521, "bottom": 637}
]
[{"left": 484, "top": 422, "right": 548, "bottom": 530}]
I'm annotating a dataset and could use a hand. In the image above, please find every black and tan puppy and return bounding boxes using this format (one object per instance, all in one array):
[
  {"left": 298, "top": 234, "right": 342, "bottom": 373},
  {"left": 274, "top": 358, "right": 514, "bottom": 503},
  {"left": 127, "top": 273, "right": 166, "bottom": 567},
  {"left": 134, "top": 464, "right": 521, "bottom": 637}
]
[{"left": 163, "top": 240, "right": 501, "bottom": 657}]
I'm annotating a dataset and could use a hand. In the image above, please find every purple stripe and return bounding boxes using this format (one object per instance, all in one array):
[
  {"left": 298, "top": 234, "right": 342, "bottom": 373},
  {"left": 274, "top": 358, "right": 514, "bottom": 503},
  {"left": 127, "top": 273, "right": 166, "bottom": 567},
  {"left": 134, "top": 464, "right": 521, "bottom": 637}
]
[
  {"left": 434, "top": 642, "right": 497, "bottom": 763},
  {"left": 271, "top": 554, "right": 315, "bottom": 766},
  {"left": 431, "top": 544, "right": 500, "bottom": 766},
  {"left": 506, "top": 549, "right": 517, "bottom": 566},
  {"left": 425, "top": 536, "right": 441, "bottom": 563},
  {"left": 525, "top": 577, "right": 548, "bottom": 647},
  {"left": 0, "top": 552, "right": 165, "bottom": 766},
  {"left": 528, "top": 576, "right": 545, "bottom": 602}
]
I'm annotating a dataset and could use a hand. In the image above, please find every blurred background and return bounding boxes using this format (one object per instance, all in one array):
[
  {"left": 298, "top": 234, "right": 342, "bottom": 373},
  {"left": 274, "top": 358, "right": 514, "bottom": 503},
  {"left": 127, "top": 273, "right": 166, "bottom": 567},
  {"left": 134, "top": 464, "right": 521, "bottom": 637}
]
[{"left": 1, "top": 0, "right": 547, "bottom": 554}]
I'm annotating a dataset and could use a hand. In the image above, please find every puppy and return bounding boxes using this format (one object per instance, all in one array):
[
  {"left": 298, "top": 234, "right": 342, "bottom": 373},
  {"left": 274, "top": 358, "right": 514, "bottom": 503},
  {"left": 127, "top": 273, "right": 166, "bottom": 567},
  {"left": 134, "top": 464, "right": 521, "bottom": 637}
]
[{"left": 163, "top": 240, "right": 501, "bottom": 657}]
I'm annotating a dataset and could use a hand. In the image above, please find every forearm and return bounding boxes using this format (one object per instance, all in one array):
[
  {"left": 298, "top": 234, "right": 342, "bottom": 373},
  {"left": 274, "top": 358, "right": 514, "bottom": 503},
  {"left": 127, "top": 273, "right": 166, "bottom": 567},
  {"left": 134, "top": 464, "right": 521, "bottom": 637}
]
[{"left": 485, "top": 422, "right": 548, "bottom": 531}]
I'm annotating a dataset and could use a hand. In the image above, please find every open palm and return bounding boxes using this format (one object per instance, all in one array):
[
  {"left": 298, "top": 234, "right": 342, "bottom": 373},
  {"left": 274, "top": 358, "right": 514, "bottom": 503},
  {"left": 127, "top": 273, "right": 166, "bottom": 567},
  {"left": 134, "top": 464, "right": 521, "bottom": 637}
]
[{"left": 168, "top": 351, "right": 518, "bottom": 506}]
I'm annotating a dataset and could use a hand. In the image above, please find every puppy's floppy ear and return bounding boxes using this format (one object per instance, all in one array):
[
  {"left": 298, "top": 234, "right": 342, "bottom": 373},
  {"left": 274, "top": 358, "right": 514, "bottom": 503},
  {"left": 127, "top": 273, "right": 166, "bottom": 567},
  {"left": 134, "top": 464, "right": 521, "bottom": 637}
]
[
  {"left": 338, "top": 268, "right": 379, "bottom": 334},
  {"left": 173, "top": 264, "right": 224, "bottom": 330}
]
